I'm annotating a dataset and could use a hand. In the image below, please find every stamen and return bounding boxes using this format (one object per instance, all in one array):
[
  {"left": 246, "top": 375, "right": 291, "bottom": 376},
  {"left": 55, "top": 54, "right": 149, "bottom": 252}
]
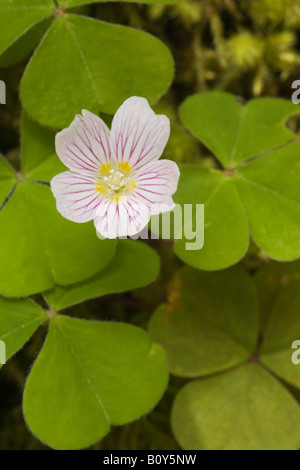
[
  {"left": 97, "top": 161, "right": 136, "bottom": 200},
  {"left": 101, "top": 164, "right": 112, "bottom": 174},
  {"left": 97, "top": 182, "right": 105, "bottom": 194},
  {"left": 119, "top": 162, "right": 131, "bottom": 172}
]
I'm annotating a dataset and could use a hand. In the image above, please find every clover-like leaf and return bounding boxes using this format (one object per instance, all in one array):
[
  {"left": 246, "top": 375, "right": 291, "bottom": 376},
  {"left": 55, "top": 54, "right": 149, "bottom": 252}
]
[
  {"left": 24, "top": 314, "right": 168, "bottom": 449},
  {"left": 44, "top": 239, "right": 160, "bottom": 311},
  {"left": 0, "top": 18, "right": 51, "bottom": 68},
  {"left": 0, "top": 156, "right": 16, "bottom": 206},
  {"left": 0, "top": 0, "right": 177, "bottom": 59},
  {"left": 0, "top": 182, "right": 116, "bottom": 297},
  {"left": 150, "top": 264, "right": 300, "bottom": 450},
  {"left": 20, "top": 13, "right": 174, "bottom": 128},
  {"left": 173, "top": 166, "right": 249, "bottom": 270},
  {"left": 254, "top": 261, "right": 300, "bottom": 390},
  {"left": 0, "top": 296, "right": 47, "bottom": 361},
  {"left": 21, "top": 113, "right": 65, "bottom": 182},
  {"left": 175, "top": 92, "right": 300, "bottom": 270},
  {"left": 149, "top": 266, "right": 259, "bottom": 377},
  {"left": 0, "top": 0, "right": 54, "bottom": 56},
  {"left": 0, "top": 117, "right": 116, "bottom": 297},
  {"left": 1, "top": 0, "right": 176, "bottom": 128},
  {"left": 180, "top": 91, "right": 297, "bottom": 168},
  {"left": 255, "top": 260, "right": 300, "bottom": 333},
  {"left": 172, "top": 364, "right": 300, "bottom": 451},
  {"left": 234, "top": 143, "right": 300, "bottom": 261}
]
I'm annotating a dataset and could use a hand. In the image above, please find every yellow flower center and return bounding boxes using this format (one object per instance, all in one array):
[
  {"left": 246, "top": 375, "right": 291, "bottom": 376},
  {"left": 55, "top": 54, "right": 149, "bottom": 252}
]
[{"left": 96, "top": 162, "right": 136, "bottom": 201}]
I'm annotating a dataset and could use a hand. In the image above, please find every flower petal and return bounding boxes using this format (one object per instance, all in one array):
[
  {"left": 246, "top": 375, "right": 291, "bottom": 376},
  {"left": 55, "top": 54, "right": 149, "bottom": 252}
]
[
  {"left": 94, "top": 198, "right": 151, "bottom": 238},
  {"left": 51, "top": 171, "right": 103, "bottom": 223},
  {"left": 110, "top": 97, "right": 170, "bottom": 170},
  {"left": 133, "top": 159, "right": 180, "bottom": 210},
  {"left": 55, "top": 110, "right": 111, "bottom": 177}
]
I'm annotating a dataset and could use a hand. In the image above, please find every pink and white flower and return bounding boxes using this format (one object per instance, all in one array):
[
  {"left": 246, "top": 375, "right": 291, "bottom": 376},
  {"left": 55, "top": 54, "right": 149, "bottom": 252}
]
[{"left": 51, "top": 97, "right": 180, "bottom": 238}]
